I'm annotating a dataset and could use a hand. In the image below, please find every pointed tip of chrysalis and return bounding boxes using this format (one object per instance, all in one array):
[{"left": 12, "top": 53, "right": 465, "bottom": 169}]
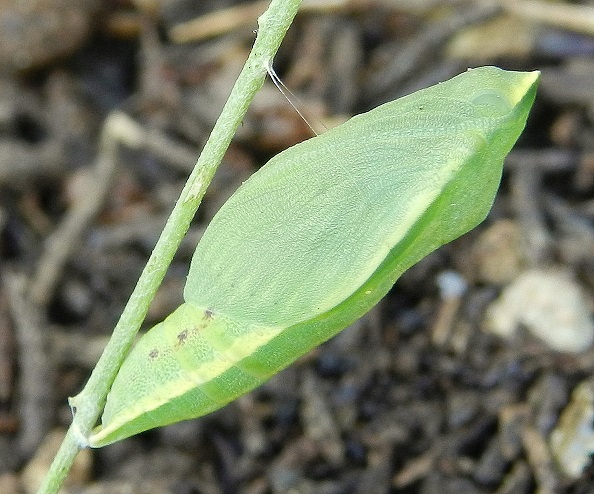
[
  {"left": 512, "top": 69, "right": 540, "bottom": 106},
  {"left": 496, "top": 67, "right": 540, "bottom": 108},
  {"left": 465, "top": 66, "right": 540, "bottom": 100},
  {"left": 460, "top": 67, "right": 539, "bottom": 122}
]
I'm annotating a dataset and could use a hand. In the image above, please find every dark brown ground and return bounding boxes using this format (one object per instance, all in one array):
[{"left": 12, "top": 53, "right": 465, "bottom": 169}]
[{"left": 1, "top": 1, "right": 594, "bottom": 493}]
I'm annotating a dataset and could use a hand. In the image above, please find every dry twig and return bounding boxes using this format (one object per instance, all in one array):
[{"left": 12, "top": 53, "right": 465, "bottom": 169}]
[{"left": 4, "top": 270, "right": 53, "bottom": 457}]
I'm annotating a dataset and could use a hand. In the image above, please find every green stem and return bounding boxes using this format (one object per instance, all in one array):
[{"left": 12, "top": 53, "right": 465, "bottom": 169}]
[{"left": 36, "top": 1, "right": 302, "bottom": 492}]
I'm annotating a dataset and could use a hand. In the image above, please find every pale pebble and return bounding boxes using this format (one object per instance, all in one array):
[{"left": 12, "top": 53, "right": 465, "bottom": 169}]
[{"left": 485, "top": 268, "right": 594, "bottom": 352}]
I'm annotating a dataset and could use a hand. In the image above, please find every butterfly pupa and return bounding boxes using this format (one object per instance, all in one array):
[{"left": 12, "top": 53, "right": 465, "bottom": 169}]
[{"left": 89, "top": 66, "right": 539, "bottom": 447}]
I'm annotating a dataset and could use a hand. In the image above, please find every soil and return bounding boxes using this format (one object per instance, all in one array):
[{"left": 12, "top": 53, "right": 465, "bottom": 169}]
[{"left": 1, "top": 1, "right": 594, "bottom": 493}]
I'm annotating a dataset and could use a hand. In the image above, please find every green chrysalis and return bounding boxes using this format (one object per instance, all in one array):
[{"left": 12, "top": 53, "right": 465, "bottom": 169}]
[{"left": 89, "top": 66, "right": 539, "bottom": 447}]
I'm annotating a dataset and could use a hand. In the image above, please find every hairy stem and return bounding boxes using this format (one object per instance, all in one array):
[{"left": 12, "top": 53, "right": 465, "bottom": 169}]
[{"left": 36, "top": 1, "right": 302, "bottom": 492}]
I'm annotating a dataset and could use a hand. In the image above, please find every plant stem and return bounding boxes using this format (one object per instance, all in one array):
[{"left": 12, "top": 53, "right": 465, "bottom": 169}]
[{"left": 36, "top": 1, "right": 302, "bottom": 492}]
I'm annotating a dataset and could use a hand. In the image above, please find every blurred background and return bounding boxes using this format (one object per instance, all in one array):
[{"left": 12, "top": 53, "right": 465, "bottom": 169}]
[{"left": 1, "top": 0, "right": 594, "bottom": 493}]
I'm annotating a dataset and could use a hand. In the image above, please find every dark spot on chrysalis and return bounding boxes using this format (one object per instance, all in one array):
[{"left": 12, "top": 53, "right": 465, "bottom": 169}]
[
  {"left": 204, "top": 308, "right": 214, "bottom": 319},
  {"left": 148, "top": 348, "right": 159, "bottom": 359},
  {"left": 176, "top": 329, "right": 188, "bottom": 346}
]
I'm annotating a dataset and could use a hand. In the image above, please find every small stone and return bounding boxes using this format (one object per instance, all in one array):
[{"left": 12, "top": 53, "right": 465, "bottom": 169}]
[
  {"left": 485, "top": 268, "right": 594, "bottom": 352},
  {"left": 550, "top": 379, "right": 594, "bottom": 478}
]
